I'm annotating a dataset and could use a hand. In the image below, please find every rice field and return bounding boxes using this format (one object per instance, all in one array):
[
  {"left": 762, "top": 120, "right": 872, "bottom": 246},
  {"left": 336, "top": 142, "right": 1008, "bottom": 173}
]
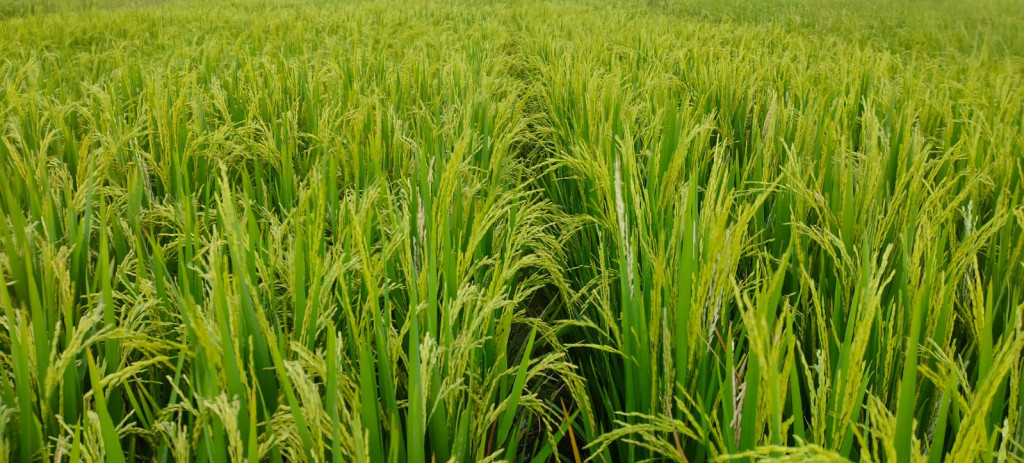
[{"left": 1, "top": 0, "right": 1023, "bottom": 461}]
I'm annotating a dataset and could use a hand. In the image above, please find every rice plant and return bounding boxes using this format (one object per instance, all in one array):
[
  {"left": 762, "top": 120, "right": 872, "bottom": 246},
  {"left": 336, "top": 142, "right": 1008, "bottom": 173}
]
[{"left": 1, "top": 0, "right": 1022, "bottom": 462}]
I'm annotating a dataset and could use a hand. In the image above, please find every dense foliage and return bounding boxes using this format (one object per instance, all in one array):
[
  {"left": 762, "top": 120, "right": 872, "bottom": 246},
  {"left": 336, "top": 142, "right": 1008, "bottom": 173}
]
[{"left": 2, "top": 0, "right": 1023, "bottom": 461}]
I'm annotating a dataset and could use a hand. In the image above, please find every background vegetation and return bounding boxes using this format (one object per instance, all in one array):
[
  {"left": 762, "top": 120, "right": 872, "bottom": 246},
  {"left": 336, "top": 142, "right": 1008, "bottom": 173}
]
[{"left": 1, "top": 0, "right": 1023, "bottom": 461}]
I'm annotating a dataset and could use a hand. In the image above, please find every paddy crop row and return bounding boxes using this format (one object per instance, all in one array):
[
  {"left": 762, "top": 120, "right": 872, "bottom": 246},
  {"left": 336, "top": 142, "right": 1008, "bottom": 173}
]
[{"left": 1, "top": 0, "right": 1023, "bottom": 461}]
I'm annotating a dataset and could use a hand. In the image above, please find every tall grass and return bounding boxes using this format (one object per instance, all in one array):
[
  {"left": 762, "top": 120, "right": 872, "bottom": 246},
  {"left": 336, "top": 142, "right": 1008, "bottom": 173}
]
[{"left": 1, "top": 0, "right": 1022, "bottom": 462}]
